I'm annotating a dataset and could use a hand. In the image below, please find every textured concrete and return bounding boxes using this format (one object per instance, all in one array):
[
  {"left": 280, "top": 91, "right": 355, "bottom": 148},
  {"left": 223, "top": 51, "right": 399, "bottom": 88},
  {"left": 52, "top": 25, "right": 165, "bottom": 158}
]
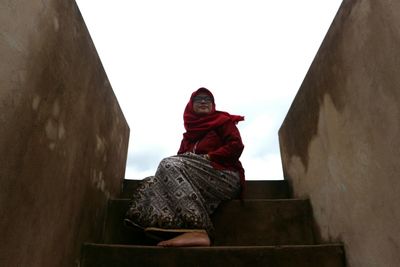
[
  {"left": 0, "top": 1, "right": 129, "bottom": 267},
  {"left": 279, "top": 0, "right": 400, "bottom": 266},
  {"left": 81, "top": 243, "right": 345, "bottom": 267}
]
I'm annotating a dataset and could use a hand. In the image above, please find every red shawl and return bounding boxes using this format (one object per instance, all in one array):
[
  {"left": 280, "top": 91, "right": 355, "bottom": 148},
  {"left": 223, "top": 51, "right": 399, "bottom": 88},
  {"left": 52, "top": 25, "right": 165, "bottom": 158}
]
[{"left": 183, "top": 87, "right": 244, "bottom": 140}]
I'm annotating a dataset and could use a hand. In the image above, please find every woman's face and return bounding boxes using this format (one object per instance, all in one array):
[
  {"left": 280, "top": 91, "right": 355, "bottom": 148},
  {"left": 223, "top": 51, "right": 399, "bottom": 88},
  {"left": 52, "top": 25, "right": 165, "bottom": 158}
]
[{"left": 192, "top": 93, "right": 213, "bottom": 114}]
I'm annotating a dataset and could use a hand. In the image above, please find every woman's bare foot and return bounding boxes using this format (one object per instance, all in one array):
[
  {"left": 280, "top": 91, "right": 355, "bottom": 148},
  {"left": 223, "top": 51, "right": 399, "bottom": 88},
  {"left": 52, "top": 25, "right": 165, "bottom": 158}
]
[{"left": 157, "top": 231, "right": 210, "bottom": 247}]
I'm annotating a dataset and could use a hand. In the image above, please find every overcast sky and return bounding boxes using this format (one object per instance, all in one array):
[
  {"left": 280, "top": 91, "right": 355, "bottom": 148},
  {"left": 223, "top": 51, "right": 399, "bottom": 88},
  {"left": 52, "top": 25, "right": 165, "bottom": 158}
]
[{"left": 75, "top": 0, "right": 342, "bottom": 180}]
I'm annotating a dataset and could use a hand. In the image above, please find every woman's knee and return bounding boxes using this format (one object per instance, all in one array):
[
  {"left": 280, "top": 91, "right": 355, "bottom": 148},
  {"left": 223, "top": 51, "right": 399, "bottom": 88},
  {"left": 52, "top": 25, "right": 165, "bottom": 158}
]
[{"left": 158, "top": 156, "right": 182, "bottom": 170}]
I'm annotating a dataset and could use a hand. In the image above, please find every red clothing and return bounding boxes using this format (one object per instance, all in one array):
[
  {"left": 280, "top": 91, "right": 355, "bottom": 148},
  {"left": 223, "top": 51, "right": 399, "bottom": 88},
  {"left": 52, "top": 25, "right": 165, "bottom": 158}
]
[
  {"left": 178, "top": 120, "right": 245, "bottom": 180},
  {"left": 178, "top": 87, "right": 245, "bottom": 187}
]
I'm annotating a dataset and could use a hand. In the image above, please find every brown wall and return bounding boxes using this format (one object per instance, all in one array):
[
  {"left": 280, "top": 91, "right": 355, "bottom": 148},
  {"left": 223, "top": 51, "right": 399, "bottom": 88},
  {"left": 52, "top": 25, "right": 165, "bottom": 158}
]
[
  {"left": 279, "top": 0, "right": 400, "bottom": 266},
  {"left": 0, "top": 1, "right": 129, "bottom": 266}
]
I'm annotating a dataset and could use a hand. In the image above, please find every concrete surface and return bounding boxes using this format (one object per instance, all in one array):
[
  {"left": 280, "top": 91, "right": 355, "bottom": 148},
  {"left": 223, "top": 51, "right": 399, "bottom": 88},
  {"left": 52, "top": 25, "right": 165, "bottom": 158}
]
[
  {"left": 0, "top": 1, "right": 129, "bottom": 266},
  {"left": 82, "top": 176, "right": 345, "bottom": 266},
  {"left": 279, "top": 0, "right": 400, "bottom": 266}
]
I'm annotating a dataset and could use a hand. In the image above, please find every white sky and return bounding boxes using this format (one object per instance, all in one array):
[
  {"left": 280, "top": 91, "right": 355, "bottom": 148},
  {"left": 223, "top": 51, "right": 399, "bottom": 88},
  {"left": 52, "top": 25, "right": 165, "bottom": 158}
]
[{"left": 75, "top": 0, "right": 342, "bottom": 180}]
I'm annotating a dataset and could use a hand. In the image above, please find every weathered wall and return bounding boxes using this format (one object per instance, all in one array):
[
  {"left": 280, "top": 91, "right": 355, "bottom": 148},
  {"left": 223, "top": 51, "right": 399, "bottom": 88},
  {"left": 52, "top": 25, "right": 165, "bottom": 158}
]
[
  {"left": 279, "top": 1, "right": 400, "bottom": 266},
  {"left": 0, "top": 1, "right": 129, "bottom": 266}
]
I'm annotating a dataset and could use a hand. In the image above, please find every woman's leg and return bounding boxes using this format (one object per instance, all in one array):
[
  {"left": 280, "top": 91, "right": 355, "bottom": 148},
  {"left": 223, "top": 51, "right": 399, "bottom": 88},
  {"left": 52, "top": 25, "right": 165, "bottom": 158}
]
[
  {"left": 125, "top": 154, "right": 214, "bottom": 231},
  {"left": 125, "top": 153, "right": 240, "bottom": 246},
  {"left": 155, "top": 154, "right": 240, "bottom": 247}
]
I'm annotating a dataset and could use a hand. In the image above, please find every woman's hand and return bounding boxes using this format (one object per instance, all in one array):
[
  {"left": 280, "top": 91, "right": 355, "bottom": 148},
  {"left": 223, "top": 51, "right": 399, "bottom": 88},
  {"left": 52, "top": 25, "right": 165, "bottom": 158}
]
[{"left": 203, "top": 154, "right": 211, "bottom": 161}]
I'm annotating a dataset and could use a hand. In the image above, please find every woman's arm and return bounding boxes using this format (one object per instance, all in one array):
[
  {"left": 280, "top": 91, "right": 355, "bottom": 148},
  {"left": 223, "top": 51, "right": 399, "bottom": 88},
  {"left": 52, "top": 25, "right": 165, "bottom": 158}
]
[{"left": 208, "top": 120, "right": 244, "bottom": 163}]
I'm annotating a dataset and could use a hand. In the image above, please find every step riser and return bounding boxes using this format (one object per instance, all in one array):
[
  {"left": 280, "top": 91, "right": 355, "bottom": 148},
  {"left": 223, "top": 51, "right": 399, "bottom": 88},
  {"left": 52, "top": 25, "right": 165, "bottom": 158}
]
[
  {"left": 81, "top": 244, "right": 345, "bottom": 267},
  {"left": 121, "top": 180, "right": 290, "bottom": 199},
  {"left": 212, "top": 200, "right": 314, "bottom": 245},
  {"left": 102, "top": 199, "right": 315, "bottom": 246}
]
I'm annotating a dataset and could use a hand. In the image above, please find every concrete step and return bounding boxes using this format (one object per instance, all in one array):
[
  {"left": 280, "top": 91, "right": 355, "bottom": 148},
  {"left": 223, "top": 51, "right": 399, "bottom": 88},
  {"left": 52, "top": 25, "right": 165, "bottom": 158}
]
[
  {"left": 81, "top": 243, "right": 345, "bottom": 267},
  {"left": 121, "top": 179, "right": 290, "bottom": 199},
  {"left": 102, "top": 199, "right": 315, "bottom": 246}
]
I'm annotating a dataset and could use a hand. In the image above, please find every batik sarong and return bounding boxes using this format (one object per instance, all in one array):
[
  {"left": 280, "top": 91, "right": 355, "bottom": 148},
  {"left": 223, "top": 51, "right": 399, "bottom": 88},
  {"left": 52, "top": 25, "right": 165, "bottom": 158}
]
[{"left": 125, "top": 152, "right": 241, "bottom": 234}]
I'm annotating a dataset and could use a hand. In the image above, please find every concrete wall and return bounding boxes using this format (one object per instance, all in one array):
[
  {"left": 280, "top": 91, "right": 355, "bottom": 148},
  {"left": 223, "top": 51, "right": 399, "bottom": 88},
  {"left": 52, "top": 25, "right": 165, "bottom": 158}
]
[
  {"left": 0, "top": 1, "right": 129, "bottom": 266},
  {"left": 279, "top": 1, "right": 400, "bottom": 266}
]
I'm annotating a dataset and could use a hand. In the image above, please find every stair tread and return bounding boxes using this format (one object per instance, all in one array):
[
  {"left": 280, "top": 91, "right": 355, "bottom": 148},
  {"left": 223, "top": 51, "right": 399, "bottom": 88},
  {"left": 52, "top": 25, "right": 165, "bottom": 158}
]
[
  {"left": 85, "top": 242, "right": 343, "bottom": 249},
  {"left": 81, "top": 243, "right": 345, "bottom": 267}
]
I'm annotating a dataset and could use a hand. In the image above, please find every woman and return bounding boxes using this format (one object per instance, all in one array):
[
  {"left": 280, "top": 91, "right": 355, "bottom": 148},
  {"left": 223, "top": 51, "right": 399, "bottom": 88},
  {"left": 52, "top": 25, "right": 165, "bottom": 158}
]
[{"left": 125, "top": 87, "right": 245, "bottom": 247}]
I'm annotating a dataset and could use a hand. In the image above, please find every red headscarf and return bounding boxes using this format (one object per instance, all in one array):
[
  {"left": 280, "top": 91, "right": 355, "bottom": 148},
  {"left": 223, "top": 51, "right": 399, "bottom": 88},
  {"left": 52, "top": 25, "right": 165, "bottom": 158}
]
[{"left": 183, "top": 87, "right": 244, "bottom": 141}]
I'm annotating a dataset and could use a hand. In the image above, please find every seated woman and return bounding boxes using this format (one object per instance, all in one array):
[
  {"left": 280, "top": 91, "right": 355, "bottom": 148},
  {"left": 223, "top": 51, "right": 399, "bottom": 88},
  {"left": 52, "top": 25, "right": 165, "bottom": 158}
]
[{"left": 124, "top": 87, "right": 245, "bottom": 247}]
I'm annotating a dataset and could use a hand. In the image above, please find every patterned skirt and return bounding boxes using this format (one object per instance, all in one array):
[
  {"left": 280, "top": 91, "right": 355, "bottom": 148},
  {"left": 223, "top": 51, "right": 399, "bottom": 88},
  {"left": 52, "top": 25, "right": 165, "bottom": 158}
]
[{"left": 125, "top": 152, "right": 241, "bottom": 234}]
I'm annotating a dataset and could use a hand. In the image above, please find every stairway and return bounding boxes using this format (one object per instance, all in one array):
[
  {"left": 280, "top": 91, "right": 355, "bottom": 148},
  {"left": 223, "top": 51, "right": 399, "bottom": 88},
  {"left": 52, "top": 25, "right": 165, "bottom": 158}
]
[{"left": 80, "top": 180, "right": 345, "bottom": 267}]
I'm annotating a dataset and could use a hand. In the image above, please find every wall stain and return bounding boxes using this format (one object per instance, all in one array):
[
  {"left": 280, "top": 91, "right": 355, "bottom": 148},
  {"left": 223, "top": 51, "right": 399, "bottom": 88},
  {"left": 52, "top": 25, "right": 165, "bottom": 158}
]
[{"left": 279, "top": 0, "right": 356, "bottom": 172}]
